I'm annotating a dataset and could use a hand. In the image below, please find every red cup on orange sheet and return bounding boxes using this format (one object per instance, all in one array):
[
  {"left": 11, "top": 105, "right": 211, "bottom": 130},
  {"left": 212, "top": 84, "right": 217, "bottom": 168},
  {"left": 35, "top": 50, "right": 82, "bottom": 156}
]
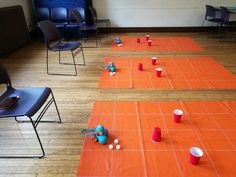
[
  {"left": 151, "top": 57, "right": 157, "bottom": 65},
  {"left": 137, "top": 38, "right": 140, "bottom": 43},
  {"left": 148, "top": 40, "right": 152, "bottom": 46},
  {"left": 152, "top": 127, "right": 161, "bottom": 142},
  {"left": 138, "top": 63, "right": 143, "bottom": 71},
  {"left": 189, "top": 147, "right": 203, "bottom": 165},
  {"left": 173, "top": 109, "right": 183, "bottom": 123},
  {"left": 146, "top": 35, "right": 150, "bottom": 41},
  {"left": 155, "top": 68, "right": 162, "bottom": 77}
]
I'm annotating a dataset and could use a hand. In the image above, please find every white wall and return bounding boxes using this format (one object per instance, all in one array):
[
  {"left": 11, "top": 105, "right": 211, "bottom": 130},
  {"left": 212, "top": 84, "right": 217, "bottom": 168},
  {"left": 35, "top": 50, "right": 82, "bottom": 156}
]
[
  {"left": 93, "top": 0, "right": 236, "bottom": 27},
  {"left": 0, "top": 0, "right": 235, "bottom": 28},
  {"left": 0, "top": 0, "right": 33, "bottom": 28}
]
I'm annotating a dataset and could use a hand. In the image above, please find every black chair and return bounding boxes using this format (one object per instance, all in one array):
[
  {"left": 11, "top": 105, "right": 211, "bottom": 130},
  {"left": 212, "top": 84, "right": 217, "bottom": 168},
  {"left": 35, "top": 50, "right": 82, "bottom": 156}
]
[
  {"left": 0, "top": 64, "right": 61, "bottom": 158},
  {"left": 220, "top": 6, "right": 236, "bottom": 41},
  {"left": 50, "top": 7, "right": 68, "bottom": 29},
  {"left": 35, "top": 7, "right": 50, "bottom": 22},
  {"left": 38, "top": 20, "right": 85, "bottom": 76},
  {"left": 202, "top": 5, "right": 223, "bottom": 32},
  {"left": 220, "top": 7, "right": 236, "bottom": 26},
  {"left": 67, "top": 9, "right": 99, "bottom": 48},
  {"left": 89, "top": 6, "right": 111, "bottom": 33},
  {"left": 38, "top": 20, "right": 86, "bottom": 75}
]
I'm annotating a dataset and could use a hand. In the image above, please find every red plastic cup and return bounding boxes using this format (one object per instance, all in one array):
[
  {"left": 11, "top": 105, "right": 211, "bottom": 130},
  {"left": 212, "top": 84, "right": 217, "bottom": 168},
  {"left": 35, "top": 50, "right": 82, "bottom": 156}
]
[
  {"left": 152, "top": 57, "right": 157, "bottom": 65},
  {"left": 152, "top": 127, "right": 161, "bottom": 142},
  {"left": 148, "top": 40, "right": 152, "bottom": 46},
  {"left": 173, "top": 109, "right": 183, "bottom": 123},
  {"left": 137, "top": 38, "right": 140, "bottom": 43},
  {"left": 138, "top": 63, "right": 143, "bottom": 71},
  {"left": 156, "top": 68, "right": 162, "bottom": 77},
  {"left": 146, "top": 35, "right": 150, "bottom": 41},
  {"left": 189, "top": 147, "right": 203, "bottom": 165}
]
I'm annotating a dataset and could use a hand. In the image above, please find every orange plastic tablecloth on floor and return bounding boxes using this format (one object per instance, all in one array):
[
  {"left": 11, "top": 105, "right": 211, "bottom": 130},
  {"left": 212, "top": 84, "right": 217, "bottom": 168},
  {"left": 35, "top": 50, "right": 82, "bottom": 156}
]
[
  {"left": 99, "top": 57, "right": 236, "bottom": 89},
  {"left": 111, "top": 36, "right": 203, "bottom": 52},
  {"left": 77, "top": 101, "right": 236, "bottom": 177}
]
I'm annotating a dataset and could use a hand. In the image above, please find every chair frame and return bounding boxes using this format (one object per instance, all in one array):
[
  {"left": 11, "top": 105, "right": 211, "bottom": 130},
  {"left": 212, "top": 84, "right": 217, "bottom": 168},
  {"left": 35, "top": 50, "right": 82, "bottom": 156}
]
[{"left": 46, "top": 42, "right": 85, "bottom": 76}]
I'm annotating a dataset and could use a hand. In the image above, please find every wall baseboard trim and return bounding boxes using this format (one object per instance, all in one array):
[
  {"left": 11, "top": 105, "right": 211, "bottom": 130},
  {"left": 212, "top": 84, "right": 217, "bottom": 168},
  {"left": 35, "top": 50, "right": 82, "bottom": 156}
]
[{"left": 99, "top": 27, "right": 235, "bottom": 33}]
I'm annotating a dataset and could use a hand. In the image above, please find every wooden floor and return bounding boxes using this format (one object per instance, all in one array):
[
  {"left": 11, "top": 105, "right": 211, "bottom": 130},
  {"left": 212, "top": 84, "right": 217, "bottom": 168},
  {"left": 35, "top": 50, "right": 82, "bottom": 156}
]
[{"left": 0, "top": 32, "right": 235, "bottom": 177}]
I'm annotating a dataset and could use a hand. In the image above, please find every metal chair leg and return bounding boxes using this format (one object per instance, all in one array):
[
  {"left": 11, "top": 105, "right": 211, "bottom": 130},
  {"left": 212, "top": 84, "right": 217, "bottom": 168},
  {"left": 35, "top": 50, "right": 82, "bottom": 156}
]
[
  {"left": 47, "top": 50, "right": 77, "bottom": 76},
  {"left": 71, "top": 51, "right": 78, "bottom": 76},
  {"left": 80, "top": 45, "right": 86, "bottom": 66},
  {"left": 29, "top": 117, "right": 45, "bottom": 158},
  {"left": 0, "top": 117, "right": 45, "bottom": 158},
  {"left": 51, "top": 91, "right": 62, "bottom": 123}
]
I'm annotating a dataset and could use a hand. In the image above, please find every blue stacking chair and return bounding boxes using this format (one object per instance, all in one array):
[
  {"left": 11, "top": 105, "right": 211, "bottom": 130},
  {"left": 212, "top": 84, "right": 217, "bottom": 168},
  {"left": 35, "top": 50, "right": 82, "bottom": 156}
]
[
  {"left": 67, "top": 9, "right": 99, "bottom": 48},
  {"left": 35, "top": 7, "right": 50, "bottom": 22},
  {"left": 38, "top": 20, "right": 86, "bottom": 76},
  {"left": 220, "top": 6, "right": 236, "bottom": 26},
  {"left": 202, "top": 5, "right": 223, "bottom": 32},
  {"left": 220, "top": 6, "right": 236, "bottom": 41},
  {"left": 0, "top": 64, "right": 61, "bottom": 158},
  {"left": 50, "top": 7, "right": 68, "bottom": 29}
]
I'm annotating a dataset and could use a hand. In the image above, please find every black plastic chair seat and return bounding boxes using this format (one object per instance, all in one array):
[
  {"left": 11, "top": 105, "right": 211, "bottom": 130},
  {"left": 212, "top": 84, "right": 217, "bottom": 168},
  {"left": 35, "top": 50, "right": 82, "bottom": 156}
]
[
  {"left": 79, "top": 25, "right": 98, "bottom": 31},
  {"left": 0, "top": 87, "right": 51, "bottom": 118},
  {"left": 55, "top": 22, "right": 68, "bottom": 28},
  {"left": 49, "top": 41, "right": 81, "bottom": 51},
  {"left": 95, "top": 19, "right": 110, "bottom": 23},
  {"left": 208, "top": 18, "right": 223, "bottom": 23},
  {"left": 66, "top": 23, "right": 80, "bottom": 28},
  {"left": 66, "top": 22, "right": 97, "bottom": 30}
]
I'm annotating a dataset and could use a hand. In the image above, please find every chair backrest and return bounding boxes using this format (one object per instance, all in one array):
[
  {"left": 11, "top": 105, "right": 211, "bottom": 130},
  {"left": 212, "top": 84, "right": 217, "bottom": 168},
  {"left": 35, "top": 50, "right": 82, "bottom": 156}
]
[
  {"left": 35, "top": 7, "right": 50, "bottom": 22},
  {"left": 0, "top": 64, "right": 12, "bottom": 88},
  {"left": 89, "top": 6, "right": 97, "bottom": 21},
  {"left": 205, "top": 5, "right": 217, "bottom": 19},
  {"left": 71, "top": 9, "right": 83, "bottom": 23},
  {"left": 220, "top": 6, "right": 230, "bottom": 22},
  {"left": 38, "top": 20, "right": 61, "bottom": 47},
  {"left": 50, "top": 7, "right": 68, "bottom": 23},
  {"left": 69, "top": 8, "right": 85, "bottom": 23}
]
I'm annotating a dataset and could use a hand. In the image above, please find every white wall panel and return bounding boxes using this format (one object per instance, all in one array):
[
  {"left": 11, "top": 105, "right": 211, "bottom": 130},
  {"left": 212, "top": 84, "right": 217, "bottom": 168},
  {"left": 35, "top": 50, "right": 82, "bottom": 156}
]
[
  {"left": 0, "top": 0, "right": 235, "bottom": 27},
  {"left": 93, "top": 0, "right": 236, "bottom": 27}
]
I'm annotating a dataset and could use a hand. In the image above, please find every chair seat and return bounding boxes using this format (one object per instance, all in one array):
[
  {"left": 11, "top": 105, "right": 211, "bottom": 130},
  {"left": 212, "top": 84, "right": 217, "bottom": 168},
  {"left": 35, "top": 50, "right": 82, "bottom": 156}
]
[
  {"left": 207, "top": 18, "right": 222, "bottom": 23},
  {"left": 66, "top": 23, "right": 80, "bottom": 28},
  {"left": 96, "top": 19, "right": 110, "bottom": 23},
  {"left": 49, "top": 41, "right": 81, "bottom": 51},
  {"left": 55, "top": 22, "right": 68, "bottom": 28},
  {"left": 0, "top": 87, "right": 51, "bottom": 118},
  {"left": 79, "top": 25, "right": 98, "bottom": 31},
  {"left": 223, "top": 21, "right": 236, "bottom": 26},
  {"left": 66, "top": 23, "right": 97, "bottom": 31}
]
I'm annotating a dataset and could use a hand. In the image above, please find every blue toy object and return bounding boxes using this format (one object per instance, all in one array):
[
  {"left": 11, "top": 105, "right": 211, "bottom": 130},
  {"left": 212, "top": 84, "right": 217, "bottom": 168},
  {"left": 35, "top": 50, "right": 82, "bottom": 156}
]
[
  {"left": 115, "top": 37, "right": 121, "bottom": 44},
  {"left": 81, "top": 125, "right": 109, "bottom": 145},
  {"left": 104, "top": 61, "right": 116, "bottom": 72},
  {"left": 97, "top": 135, "right": 108, "bottom": 144}
]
